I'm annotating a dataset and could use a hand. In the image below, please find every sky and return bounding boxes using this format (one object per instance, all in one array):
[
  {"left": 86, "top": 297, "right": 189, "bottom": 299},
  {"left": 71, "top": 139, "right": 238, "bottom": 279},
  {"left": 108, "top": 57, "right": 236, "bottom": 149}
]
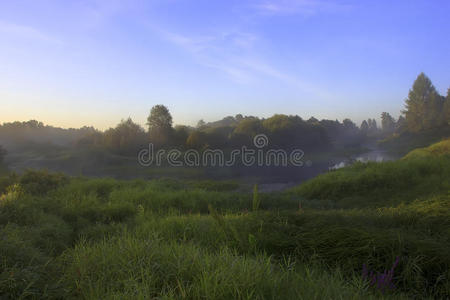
[{"left": 0, "top": 0, "right": 449, "bottom": 130}]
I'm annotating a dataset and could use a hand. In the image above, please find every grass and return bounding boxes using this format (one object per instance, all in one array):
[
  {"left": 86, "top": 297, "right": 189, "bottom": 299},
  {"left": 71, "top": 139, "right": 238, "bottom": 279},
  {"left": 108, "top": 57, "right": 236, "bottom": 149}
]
[
  {"left": 62, "top": 233, "right": 380, "bottom": 300},
  {"left": 402, "top": 138, "right": 450, "bottom": 159},
  {"left": 0, "top": 139, "right": 449, "bottom": 299},
  {"left": 379, "top": 128, "right": 450, "bottom": 155},
  {"left": 290, "top": 140, "right": 450, "bottom": 208}
]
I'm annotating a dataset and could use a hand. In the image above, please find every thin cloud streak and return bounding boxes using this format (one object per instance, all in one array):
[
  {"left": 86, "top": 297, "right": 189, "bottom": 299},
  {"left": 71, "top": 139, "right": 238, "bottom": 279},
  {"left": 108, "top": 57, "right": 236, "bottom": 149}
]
[
  {"left": 152, "top": 25, "right": 331, "bottom": 98},
  {"left": 253, "top": 0, "right": 352, "bottom": 16},
  {"left": 148, "top": 25, "right": 256, "bottom": 83},
  {"left": 238, "top": 59, "right": 333, "bottom": 99},
  {"left": 76, "top": 0, "right": 138, "bottom": 30},
  {"left": 0, "top": 21, "right": 62, "bottom": 44}
]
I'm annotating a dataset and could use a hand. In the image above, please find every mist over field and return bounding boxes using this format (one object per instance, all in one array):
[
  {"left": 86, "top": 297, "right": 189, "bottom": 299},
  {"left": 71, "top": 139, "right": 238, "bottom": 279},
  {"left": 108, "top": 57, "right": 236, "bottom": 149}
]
[{"left": 1, "top": 1, "right": 449, "bottom": 299}]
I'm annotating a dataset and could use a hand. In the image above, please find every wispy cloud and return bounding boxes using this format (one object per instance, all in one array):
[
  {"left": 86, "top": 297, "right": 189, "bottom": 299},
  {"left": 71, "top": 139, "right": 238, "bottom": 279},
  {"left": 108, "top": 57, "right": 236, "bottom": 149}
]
[
  {"left": 238, "top": 59, "right": 332, "bottom": 98},
  {"left": 158, "top": 30, "right": 216, "bottom": 54},
  {"left": 77, "top": 0, "right": 133, "bottom": 29},
  {"left": 139, "top": 0, "right": 341, "bottom": 98},
  {"left": 151, "top": 25, "right": 331, "bottom": 99},
  {"left": 0, "top": 21, "right": 62, "bottom": 44},
  {"left": 253, "top": 0, "right": 352, "bottom": 16},
  {"left": 150, "top": 26, "right": 259, "bottom": 83}
]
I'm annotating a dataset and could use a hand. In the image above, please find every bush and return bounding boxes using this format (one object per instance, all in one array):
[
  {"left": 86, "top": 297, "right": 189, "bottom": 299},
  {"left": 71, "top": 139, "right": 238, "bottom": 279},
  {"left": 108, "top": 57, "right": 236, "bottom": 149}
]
[
  {"left": 0, "top": 173, "right": 18, "bottom": 195},
  {"left": 19, "top": 169, "right": 68, "bottom": 195}
]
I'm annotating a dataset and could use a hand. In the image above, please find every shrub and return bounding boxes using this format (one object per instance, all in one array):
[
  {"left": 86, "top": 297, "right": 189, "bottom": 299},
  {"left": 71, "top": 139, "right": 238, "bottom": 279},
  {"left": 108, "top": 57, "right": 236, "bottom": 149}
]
[{"left": 19, "top": 170, "right": 68, "bottom": 195}]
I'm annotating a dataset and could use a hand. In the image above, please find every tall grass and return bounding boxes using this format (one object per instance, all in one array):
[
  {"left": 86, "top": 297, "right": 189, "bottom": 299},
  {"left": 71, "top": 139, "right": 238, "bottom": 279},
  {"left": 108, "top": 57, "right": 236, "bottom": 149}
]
[
  {"left": 61, "top": 231, "right": 407, "bottom": 300},
  {"left": 0, "top": 140, "right": 449, "bottom": 298},
  {"left": 290, "top": 156, "right": 449, "bottom": 208}
]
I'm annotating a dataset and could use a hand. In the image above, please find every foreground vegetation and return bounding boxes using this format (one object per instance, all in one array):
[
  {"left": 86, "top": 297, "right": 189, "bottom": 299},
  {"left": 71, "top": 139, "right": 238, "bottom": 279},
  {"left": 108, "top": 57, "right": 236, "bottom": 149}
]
[{"left": 1, "top": 140, "right": 449, "bottom": 299}]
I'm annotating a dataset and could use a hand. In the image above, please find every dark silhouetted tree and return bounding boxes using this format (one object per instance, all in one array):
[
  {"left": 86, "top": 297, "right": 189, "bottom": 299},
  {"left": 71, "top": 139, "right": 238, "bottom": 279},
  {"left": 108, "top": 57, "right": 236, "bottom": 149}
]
[
  {"left": 403, "top": 73, "right": 443, "bottom": 131},
  {"left": 368, "top": 119, "right": 378, "bottom": 133},
  {"left": 196, "top": 119, "right": 206, "bottom": 129},
  {"left": 381, "top": 112, "right": 395, "bottom": 134},
  {"left": 319, "top": 119, "right": 341, "bottom": 139},
  {"left": 395, "top": 116, "right": 406, "bottom": 133},
  {"left": 173, "top": 125, "right": 190, "bottom": 148},
  {"left": 443, "top": 88, "right": 450, "bottom": 126},
  {"left": 147, "top": 105, "right": 173, "bottom": 146},
  {"left": 204, "top": 126, "right": 233, "bottom": 148},
  {"left": 262, "top": 114, "right": 295, "bottom": 137},
  {"left": 186, "top": 131, "right": 207, "bottom": 149},
  {"left": 231, "top": 117, "right": 263, "bottom": 146},
  {"left": 76, "top": 128, "right": 103, "bottom": 147},
  {"left": 262, "top": 115, "right": 329, "bottom": 149},
  {"left": 342, "top": 118, "right": 356, "bottom": 131},
  {"left": 307, "top": 117, "right": 319, "bottom": 124},
  {"left": 104, "top": 118, "right": 147, "bottom": 155},
  {"left": 360, "top": 120, "right": 369, "bottom": 134}
]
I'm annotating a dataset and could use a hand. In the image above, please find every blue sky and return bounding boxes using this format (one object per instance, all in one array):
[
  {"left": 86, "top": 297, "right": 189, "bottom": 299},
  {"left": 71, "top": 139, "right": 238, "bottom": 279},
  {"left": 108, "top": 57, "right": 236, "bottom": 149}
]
[{"left": 0, "top": 0, "right": 449, "bottom": 130}]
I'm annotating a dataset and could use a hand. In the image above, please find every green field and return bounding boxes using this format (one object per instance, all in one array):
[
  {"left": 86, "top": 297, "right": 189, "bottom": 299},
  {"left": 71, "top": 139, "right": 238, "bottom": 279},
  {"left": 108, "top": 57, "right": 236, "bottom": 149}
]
[{"left": 1, "top": 140, "right": 449, "bottom": 299}]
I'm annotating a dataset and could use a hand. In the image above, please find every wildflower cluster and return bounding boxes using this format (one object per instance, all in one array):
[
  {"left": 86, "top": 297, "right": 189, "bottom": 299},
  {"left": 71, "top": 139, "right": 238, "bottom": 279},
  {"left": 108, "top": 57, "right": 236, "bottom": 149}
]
[{"left": 362, "top": 257, "right": 400, "bottom": 293}]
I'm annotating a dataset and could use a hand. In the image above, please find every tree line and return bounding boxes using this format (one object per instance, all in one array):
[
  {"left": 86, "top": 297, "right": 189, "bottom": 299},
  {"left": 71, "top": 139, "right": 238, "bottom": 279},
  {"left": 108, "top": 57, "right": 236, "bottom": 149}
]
[
  {"left": 378, "top": 73, "right": 450, "bottom": 135},
  {"left": 74, "top": 107, "right": 372, "bottom": 155},
  {"left": 1, "top": 73, "right": 448, "bottom": 157}
]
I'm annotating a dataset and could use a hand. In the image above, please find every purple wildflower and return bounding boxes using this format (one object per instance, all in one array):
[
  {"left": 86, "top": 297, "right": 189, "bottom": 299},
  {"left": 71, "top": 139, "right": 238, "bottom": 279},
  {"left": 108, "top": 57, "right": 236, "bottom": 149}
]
[{"left": 362, "top": 256, "right": 400, "bottom": 293}]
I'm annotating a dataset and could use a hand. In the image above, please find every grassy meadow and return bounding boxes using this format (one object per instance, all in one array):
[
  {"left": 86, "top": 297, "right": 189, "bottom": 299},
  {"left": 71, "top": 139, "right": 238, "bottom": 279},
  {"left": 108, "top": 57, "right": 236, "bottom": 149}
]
[{"left": 1, "top": 140, "right": 449, "bottom": 299}]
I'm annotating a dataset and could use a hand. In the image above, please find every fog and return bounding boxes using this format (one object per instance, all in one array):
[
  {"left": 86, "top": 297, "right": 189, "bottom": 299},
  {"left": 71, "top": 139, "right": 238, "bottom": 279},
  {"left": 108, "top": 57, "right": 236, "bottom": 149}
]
[{"left": 0, "top": 114, "right": 399, "bottom": 189}]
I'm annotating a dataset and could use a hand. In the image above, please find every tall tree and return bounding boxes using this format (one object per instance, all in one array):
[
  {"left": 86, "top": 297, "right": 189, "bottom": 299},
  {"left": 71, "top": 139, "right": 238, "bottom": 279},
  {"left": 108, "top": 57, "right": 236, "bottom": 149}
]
[
  {"left": 381, "top": 112, "right": 395, "bottom": 134},
  {"left": 360, "top": 120, "right": 369, "bottom": 134},
  {"left": 425, "top": 91, "right": 445, "bottom": 128},
  {"left": 147, "top": 105, "right": 173, "bottom": 146},
  {"left": 443, "top": 88, "right": 450, "bottom": 126},
  {"left": 196, "top": 119, "right": 206, "bottom": 129},
  {"left": 395, "top": 116, "right": 406, "bottom": 133},
  {"left": 342, "top": 118, "right": 356, "bottom": 130},
  {"left": 186, "top": 131, "right": 206, "bottom": 149},
  {"left": 403, "top": 73, "right": 442, "bottom": 132},
  {"left": 368, "top": 119, "right": 378, "bottom": 133},
  {"left": 231, "top": 118, "right": 263, "bottom": 146},
  {"left": 104, "top": 118, "right": 147, "bottom": 155},
  {"left": 173, "top": 125, "right": 190, "bottom": 148}
]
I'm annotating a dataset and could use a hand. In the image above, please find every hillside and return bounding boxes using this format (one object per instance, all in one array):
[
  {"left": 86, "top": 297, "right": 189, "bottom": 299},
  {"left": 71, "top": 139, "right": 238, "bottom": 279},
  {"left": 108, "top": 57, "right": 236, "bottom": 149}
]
[
  {"left": 402, "top": 138, "right": 450, "bottom": 159},
  {"left": 379, "top": 128, "right": 450, "bottom": 156},
  {"left": 290, "top": 138, "right": 450, "bottom": 208},
  {"left": 0, "top": 140, "right": 449, "bottom": 298}
]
